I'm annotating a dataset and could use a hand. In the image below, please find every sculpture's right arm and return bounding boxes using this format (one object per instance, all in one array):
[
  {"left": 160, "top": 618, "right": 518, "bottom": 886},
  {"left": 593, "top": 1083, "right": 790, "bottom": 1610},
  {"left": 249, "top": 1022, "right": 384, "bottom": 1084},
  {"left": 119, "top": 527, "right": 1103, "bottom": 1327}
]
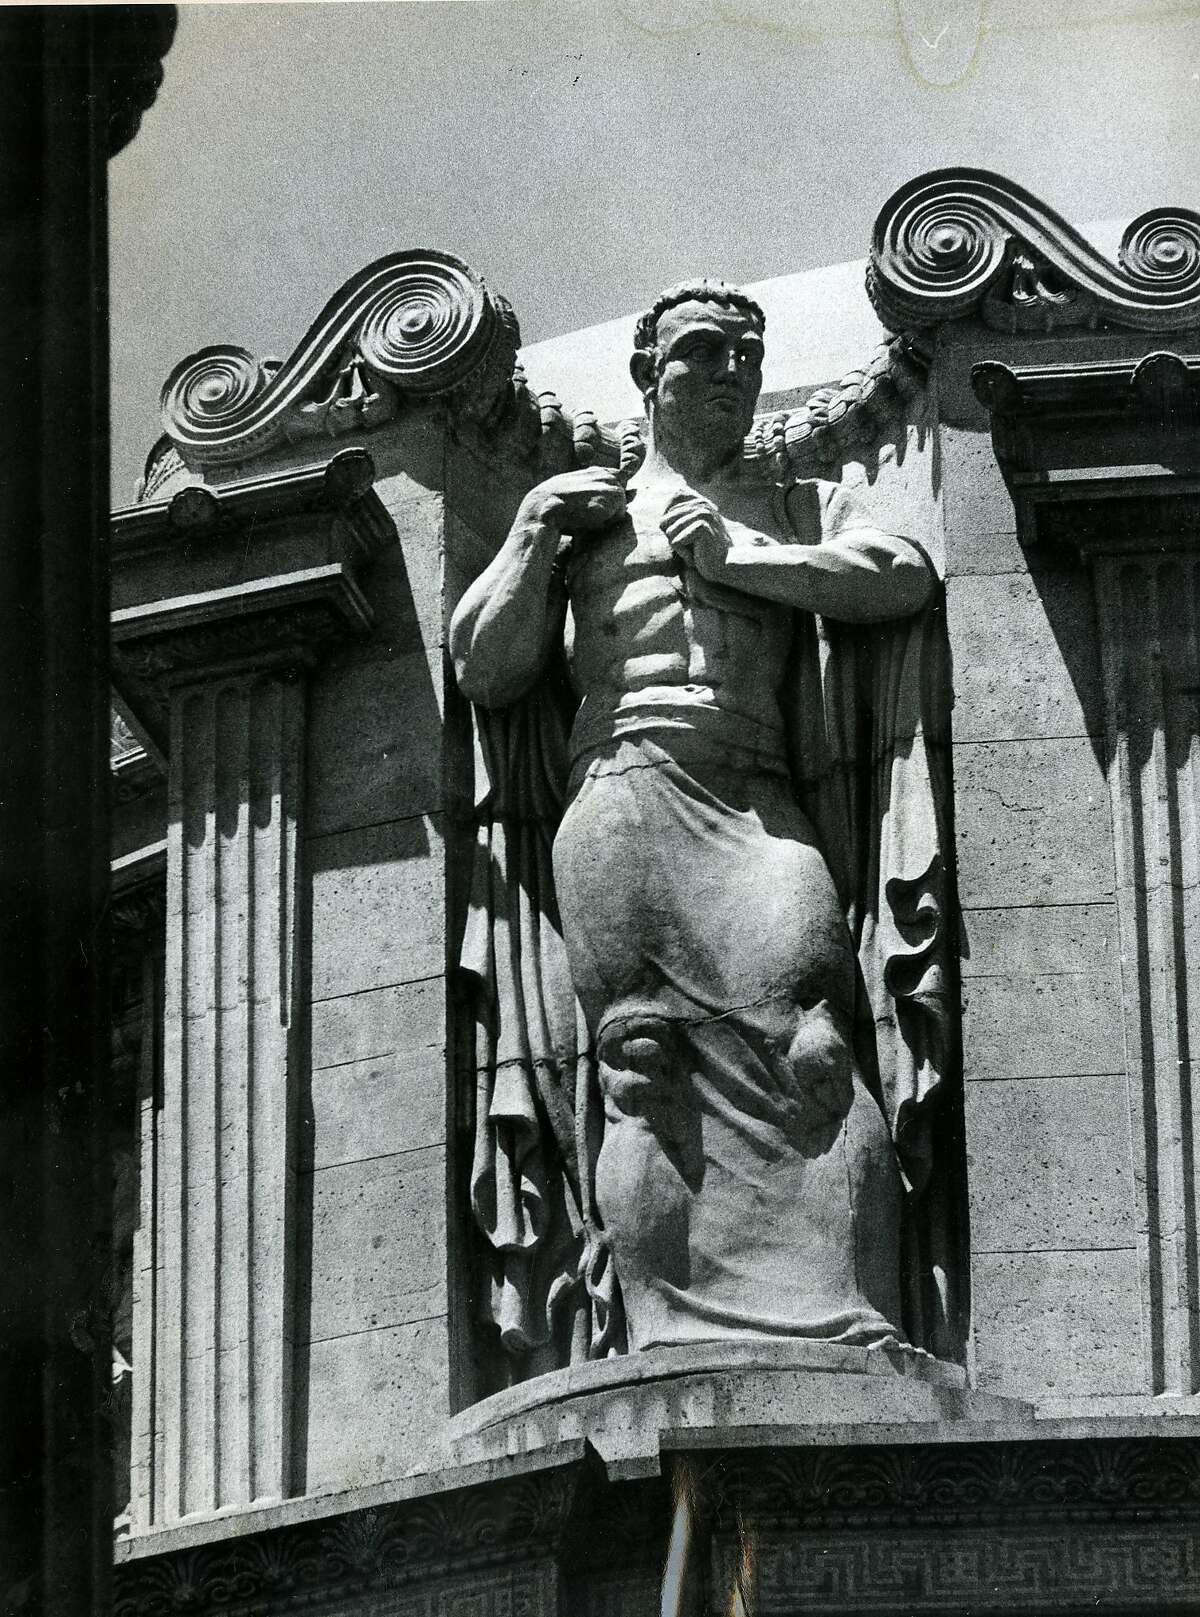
[
  {"left": 450, "top": 467, "right": 629, "bottom": 708},
  {"left": 449, "top": 500, "right": 565, "bottom": 708}
]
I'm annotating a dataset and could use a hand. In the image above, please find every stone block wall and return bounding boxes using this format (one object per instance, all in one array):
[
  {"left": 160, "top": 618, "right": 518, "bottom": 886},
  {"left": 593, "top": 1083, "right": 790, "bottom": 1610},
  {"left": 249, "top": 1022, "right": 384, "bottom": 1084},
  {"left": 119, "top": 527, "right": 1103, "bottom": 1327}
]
[
  {"left": 295, "top": 427, "right": 539, "bottom": 1491},
  {"left": 296, "top": 453, "right": 454, "bottom": 1493},
  {"left": 935, "top": 326, "right": 1173, "bottom": 1410}
]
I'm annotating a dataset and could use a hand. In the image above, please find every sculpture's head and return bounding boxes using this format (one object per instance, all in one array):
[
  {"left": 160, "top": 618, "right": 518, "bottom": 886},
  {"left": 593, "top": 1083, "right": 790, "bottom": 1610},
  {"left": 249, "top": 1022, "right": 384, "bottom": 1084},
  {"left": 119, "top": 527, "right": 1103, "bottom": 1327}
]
[{"left": 631, "top": 280, "right": 766, "bottom": 462}]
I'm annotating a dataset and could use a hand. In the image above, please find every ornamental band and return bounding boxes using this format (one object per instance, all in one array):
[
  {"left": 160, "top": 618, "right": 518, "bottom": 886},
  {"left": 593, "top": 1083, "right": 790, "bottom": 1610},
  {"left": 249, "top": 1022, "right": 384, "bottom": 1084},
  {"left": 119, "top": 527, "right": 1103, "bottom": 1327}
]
[{"left": 452, "top": 281, "right": 948, "bottom": 1364}]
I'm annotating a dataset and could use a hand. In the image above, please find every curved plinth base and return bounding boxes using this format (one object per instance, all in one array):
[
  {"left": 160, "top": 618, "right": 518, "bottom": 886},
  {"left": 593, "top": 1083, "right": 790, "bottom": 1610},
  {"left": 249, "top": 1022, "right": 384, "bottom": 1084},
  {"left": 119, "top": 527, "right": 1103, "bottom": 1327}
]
[{"left": 445, "top": 1339, "right": 1034, "bottom": 1476}]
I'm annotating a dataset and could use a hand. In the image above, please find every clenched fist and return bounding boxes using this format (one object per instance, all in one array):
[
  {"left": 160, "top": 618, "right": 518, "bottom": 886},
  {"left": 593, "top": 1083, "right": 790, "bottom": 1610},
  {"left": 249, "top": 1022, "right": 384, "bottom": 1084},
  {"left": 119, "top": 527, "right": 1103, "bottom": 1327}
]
[
  {"left": 518, "top": 467, "right": 630, "bottom": 535},
  {"left": 660, "top": 490, "right": 730, "bottom": 581}
]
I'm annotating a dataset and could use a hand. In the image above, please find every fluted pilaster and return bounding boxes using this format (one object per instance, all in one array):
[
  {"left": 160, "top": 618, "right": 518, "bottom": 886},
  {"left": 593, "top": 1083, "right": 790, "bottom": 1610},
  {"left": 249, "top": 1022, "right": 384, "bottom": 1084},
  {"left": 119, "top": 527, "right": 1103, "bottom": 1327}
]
[
  {"left": 111, "top": 452, "right": 393, "bottom": 1526},
  {"left": 1094, "top": 554, "right": 1200, "bottom": 1392},
  {"left": 148, "top": 674, "right": 305, "bottom": 1520}
]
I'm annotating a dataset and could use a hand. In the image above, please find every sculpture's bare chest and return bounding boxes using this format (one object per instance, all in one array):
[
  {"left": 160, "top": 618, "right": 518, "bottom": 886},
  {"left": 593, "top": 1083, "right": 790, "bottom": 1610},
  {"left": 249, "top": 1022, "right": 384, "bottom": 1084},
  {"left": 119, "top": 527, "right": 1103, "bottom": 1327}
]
[{"left": 564, "top": 483, "right": 792, "bottom": 703}]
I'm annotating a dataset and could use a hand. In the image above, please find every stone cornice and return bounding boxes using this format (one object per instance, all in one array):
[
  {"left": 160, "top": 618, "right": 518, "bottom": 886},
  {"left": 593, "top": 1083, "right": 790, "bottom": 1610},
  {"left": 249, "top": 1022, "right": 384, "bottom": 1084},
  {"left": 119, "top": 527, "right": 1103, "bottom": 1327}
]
[
  {"left": 114, "top": 566, "right": 374, "bottom": 680},
  {"left": 113, "top": 447, "right": 389, "bottom": 560},
  {"left": 111, "top": 744, "right": 164, "bottom": 807},
  {"left": 111, "top": 447, "right": 395, "bottom": 753},
  {"left": 111, "top": 861, "right": 166, "bottom": 939},
  {"left": 970, "top": 349, "right": 1200, "bottom": 511},
  {"left": 973, "top": 350, "right": 1200, "bottom": 419},
  {"left": 869, "top": 168, "right": 1200, "bottom": 336},
  {"left": 158, "top": 251, "right": 521, "bottom": 471}
]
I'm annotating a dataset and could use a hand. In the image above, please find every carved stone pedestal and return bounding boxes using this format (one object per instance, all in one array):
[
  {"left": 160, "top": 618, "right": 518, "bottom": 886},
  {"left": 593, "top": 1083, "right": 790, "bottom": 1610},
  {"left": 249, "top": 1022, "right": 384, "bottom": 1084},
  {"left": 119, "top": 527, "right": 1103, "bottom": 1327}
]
[{"left": 446, "top": 1341, "right": 1031, "bottom": 1476}]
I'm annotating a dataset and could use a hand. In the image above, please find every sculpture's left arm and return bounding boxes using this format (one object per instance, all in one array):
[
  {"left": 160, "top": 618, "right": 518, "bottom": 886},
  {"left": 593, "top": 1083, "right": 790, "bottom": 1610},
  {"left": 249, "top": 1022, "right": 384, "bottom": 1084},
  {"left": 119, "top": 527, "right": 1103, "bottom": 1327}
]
[{"left": 666, "top": 480, "right": 935, "bottom": 622}]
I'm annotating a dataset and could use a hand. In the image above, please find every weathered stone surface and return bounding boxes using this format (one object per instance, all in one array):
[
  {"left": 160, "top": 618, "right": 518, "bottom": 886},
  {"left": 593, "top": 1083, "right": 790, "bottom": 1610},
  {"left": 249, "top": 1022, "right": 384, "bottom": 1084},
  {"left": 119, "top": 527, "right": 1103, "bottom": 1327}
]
[
  {"left": 308, "top": 1047, "right": 445, "bottom": 1170},
  {"left": 304, "top": 1314, "right": 449, "bottom": 1494},
  {"left": 368, "top": 423, "right": 446, "bottom": 502},
  {"left": 360, "top": 496, "right": 446, "bottom": 654},
  {"left": 954, "top": 737, "right": 1113, "bottom": 909},
  {"left": 960, "top": 899, "right": 1117, "bottom": 979},
  {"left": 960, "top": 903, "right": 1123, "bottom": 1081},
  {"left": 943, "top": 522, "right": 1029, "bottom": 578},
  {"left": 834, "top": 411, "right": 945, "bottom": 577},
  {"left": 310, "top": 976, "right": 445, "bottom": 1071},
  {"left": 965, "top": 1073, "right": 1135, "bottom": 1252},
  {"left": 309, "top": 815, "right": 444, "bottom": 1000},
  {"left": 308, "top": 1146, "right": 447, "bottom": 1339},
  {"left": 973, "top": 1248, "right": 1144, "bottom": 1400},
  {"left": 938, "top": 423, "right": 1019, "bottom": 552},
  {"left": 947, "top": 570, "right": 1102, "bottom": 743},
  {"left": 307, "top": 646, "right": 444, "bottom": 838},
  {"left": 444, "top": 437, "right": 538, "bottom": 553}
]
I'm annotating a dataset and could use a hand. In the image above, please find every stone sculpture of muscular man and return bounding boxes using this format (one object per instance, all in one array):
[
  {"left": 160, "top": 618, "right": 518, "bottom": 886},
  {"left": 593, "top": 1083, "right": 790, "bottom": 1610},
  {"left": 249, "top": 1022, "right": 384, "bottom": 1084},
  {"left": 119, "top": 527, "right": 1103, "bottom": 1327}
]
[{"left": 451, "top": 282, "right": 934, "bottom": 1353}]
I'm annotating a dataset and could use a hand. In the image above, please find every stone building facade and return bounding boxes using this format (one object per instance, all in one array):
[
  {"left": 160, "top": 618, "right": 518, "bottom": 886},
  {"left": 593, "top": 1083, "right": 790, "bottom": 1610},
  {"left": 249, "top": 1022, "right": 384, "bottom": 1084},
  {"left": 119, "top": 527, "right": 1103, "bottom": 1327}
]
[{"left": 109, "top": 169, "right": 1200, "bottom": 1614}]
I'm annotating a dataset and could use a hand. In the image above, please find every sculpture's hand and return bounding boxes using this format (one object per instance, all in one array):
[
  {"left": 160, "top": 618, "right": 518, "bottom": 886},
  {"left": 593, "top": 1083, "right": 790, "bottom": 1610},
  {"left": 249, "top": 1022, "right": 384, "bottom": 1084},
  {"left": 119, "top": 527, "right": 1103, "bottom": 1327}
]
[
  {"left": 660, "top": 491, "right": 730, "bottom": 581},
  {"left": 519, "top": 468, "right": 630, "bottom": 536}
]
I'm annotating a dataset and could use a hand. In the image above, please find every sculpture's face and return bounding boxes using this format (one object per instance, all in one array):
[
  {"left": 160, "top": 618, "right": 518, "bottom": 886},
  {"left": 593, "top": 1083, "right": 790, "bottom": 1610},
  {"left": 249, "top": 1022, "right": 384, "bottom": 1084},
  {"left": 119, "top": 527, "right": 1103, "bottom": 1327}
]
[{"left": 648, "top": 299, "right": 764, "bottom": 455}]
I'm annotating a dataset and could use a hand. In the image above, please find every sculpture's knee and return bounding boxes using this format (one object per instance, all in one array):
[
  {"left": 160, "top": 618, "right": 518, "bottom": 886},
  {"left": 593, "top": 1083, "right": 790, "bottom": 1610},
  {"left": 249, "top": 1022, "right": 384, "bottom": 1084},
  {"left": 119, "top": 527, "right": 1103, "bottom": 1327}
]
[
  {"left": 786, "top": 998, "right": 856, "bottom": 1123},
  {"left": 597, "top": 1016, "right": 675, "bottom": 1121}
]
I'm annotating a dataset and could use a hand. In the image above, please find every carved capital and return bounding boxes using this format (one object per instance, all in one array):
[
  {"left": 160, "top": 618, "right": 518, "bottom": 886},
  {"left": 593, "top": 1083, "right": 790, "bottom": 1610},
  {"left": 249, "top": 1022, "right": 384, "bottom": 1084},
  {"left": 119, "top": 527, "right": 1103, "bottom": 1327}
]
[
  {"left": 111, "top": 448, "right": 394, "bottom": 750},
  {"left": 869, "top": 168, "right": 1200, "bottom": 335},
  {"left": 112, "top": 566, "right": 371, "bottom": 753}
]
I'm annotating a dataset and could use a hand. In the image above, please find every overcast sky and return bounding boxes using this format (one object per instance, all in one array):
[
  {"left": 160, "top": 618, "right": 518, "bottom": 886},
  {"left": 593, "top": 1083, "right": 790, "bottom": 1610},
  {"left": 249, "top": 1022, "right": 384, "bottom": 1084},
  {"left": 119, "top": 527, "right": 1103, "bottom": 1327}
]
[{"left": 110, "top": 0, "right": 1200, "bottom": 499}]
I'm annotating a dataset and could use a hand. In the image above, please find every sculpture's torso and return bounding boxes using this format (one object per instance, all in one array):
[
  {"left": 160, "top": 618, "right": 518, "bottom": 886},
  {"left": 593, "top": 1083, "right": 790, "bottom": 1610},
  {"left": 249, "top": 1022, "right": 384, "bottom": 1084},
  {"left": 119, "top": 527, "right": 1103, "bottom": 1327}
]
[{"left": 564, "top": 473, "right": 793, "bottom": 757}]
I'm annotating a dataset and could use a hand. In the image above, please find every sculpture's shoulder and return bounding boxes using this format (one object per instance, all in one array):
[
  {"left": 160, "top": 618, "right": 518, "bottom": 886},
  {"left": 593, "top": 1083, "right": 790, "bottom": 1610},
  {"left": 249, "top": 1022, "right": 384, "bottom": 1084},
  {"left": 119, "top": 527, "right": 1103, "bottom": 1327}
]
[
  {"left": 781, "top": 477, "right": 879, "bottom": 544},
  {"left": 709, "top": 476, "right": 794, "bottom": 542}
]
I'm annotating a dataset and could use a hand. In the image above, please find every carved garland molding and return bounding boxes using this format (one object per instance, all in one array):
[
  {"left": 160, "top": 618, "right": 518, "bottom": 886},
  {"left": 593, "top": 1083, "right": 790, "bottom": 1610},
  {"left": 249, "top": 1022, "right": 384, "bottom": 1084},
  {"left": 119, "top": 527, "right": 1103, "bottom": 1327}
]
[
  {"left": 539, "top": 332, "right": 931, "bottom": 488},
  {"left": 715, "top": 1437, "right": 1200, "bottom": 1527},
  {"left": 868, "top": 167, "right": 1200, "bottom": 335}
]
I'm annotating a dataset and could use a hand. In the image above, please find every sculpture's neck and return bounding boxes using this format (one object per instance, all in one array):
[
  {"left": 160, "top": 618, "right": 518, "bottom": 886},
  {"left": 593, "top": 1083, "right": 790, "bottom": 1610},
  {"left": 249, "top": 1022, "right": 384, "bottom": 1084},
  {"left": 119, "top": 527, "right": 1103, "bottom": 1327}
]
[{"left": 640, "top": 411, "right": 744, "bottom": 491}]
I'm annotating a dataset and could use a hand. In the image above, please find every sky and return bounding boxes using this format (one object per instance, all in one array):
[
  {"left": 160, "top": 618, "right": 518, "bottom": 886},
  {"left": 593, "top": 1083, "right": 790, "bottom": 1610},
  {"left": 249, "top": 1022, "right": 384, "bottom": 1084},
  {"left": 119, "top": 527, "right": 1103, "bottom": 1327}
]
[{"left": 110, "top": 0, "right": 1200, "bottom": 499}]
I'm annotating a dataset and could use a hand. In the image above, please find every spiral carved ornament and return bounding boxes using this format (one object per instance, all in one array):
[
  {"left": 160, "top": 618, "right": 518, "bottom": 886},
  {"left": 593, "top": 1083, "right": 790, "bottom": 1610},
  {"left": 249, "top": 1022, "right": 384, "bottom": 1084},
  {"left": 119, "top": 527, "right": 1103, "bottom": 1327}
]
[
  {"left": 160, "top": 250, "right": 519, "bottom": 468},
  {"left": 868, "top": 168, "right": 1200, "bottom": 334}
]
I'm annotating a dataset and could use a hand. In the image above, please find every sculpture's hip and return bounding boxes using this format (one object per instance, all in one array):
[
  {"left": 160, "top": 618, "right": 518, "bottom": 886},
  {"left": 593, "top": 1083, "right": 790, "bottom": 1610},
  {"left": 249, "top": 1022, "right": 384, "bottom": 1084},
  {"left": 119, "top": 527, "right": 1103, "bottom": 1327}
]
[{"left": 553, "top": 728, "right": 903, "bottom": 1352}]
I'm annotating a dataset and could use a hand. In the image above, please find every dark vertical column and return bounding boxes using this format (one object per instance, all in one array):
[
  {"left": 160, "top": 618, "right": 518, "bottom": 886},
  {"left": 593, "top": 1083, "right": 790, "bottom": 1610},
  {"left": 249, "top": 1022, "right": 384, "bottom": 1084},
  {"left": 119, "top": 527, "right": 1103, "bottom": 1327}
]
[{"left": 0, "top": 10, "right": 172, "bottom": 1612}]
